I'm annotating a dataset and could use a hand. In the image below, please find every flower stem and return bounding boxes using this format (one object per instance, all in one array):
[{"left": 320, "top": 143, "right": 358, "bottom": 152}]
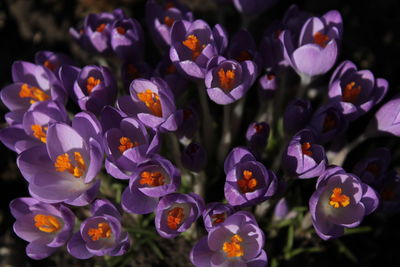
[
  {"left": 218, "top": 105, "right": 232, "bottom": 163},
  {"left": 196, "top": 81, "right": 215, "bottom": 153}
]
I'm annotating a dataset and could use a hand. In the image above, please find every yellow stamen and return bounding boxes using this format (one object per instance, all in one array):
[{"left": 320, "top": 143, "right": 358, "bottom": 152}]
[
  {"left": 19, "top": 83, "right": 50, "bottom": 104},
  {"left": 54, "top": 152, "right": 86, "bottom": 178},
  {"left": 182, "top": 35, "right": 205, "bottom": 61},
  {"left": 137, "top": 89, "right": 163, "bottom": 117},
  {"left": 218, "top": 69, "right": 236, "bottom": 92},
  {"left": 34, "top": 214, "right": 61, "bottom": 233},
  {"left": 237, "top": 170, "right": 257, "bottom": 193},
  {"left": 329, "top": 187, "right": 350, "bottom": 208},
  {"left": 88, "top": 222, "right": 112, "bottom": 241},
  {"left": 313, "top": 32, "right": 330, "bottom": 48},
  {"left": 139, "top": 171, "right": 165, "bottom": 187},
  {"left": 31, "top": 124, "right": 48, "bottom": 143},
  {"left": 167, "top": 207, "right": 184, "bottom": 230},
  {"left": 86, "top": 76, "right": 101, "bottom": 94},
  {"left": 222, "top": 234, "right": 244, "bottom": 258}
]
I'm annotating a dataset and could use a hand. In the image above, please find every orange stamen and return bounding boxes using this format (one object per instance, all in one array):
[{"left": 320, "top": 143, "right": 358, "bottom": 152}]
[
  {"left": 222, "top": 234, "right": 244, "bottom": 258},
  {"left": 167, "top": 207, "right": 184, "bottom": 230},
  {"left": 323, "top": 114, "right": 336, "bottom": 133},
  {"left": 329, "top": 187, "right": 350, "bottom": 208},
  {"left": 235, "top": 50, "right": 252, "bottom": 62},
  {"left": 267, "top": 74, "right": 276, "bottom": 80},
  {"left": 19, "top": 83, "right": 50, "bottom": 104},
  {"left": 182, "top": 35, "right": 205, "bottom": 61},
  {"left": 301, "top": 142, "right": 313, "bottom": 156},
  {"left": 237, "top": 170, "right": 257, "bottom": 193},
  {"left": 137, "top": 89, "right": 163, "bottom": 117},
  {"left": 96, "top": 23, "right": 107, "bottom": 33},
  {"left": 313, "top": 32, "right": 330, "bottom": 48},
  {"left": 34, "top": 214, "right": 62, "bottom": 233},
  {"left": 139, "top": 171, "right": 165, "bottom": 187},
  {"left": 164, "top": 16, "right": 175, "bottom": 27},
  {"left": 44, "top": 60, "right": 56, "bottom": 71},
  {"left": 118, "top": 137, "right": 139, "bottom": 153},
  {"left": 86, "top": 76, "right": 101, "bottom": 94},
  {"left": 342, "top": 81, "right": 361, "bottom": 104},
  {"left": 31, "top": 124, "right": 48, "bottom": 143},
  {"left": 116, "top": 26, "right": 126, "bottom": 35},
  {"left": 211, "top": 213, "right": 225, "bottom": 225},
  {"left": 88, "top": 222, "right": 112, "bottom": 241},
  {"left": 254, "top": 123, "right": 264, "bottom": 133},
  {"left": 54, "top": 152, "right": 86, "bottom": 178},
  {"left": 218, "top": 69, "right": 236, "bottom": 92}
]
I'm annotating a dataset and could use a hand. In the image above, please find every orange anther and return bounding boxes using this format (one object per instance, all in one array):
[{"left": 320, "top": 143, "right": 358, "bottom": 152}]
[
  {"left": 19, "top": 83, "right": 50, "bottom": 104},
  {"left": 218, "top": 69, "right": 236, "bottom": 92},
  {"left": 139, "top": 171, "right": 165, "bottom": 187},
  {"left": 301, "top": 142, "right": 313, "bottom": 156},
  {"left": 44, "top": 60, "right": 56, "bottom": 71},
  {"left": 342, "top": 81, "right": 361, "bottom": 104},
  {"left": 313, "top": 32, "right": 330, "bottom": 48},
  {"left": 54, "top": 152, "right": 86, "bottom": 178},
  {"left": 118, "top": 137, "right": 139, "bottom": 153},
  {"left": 329, "top": 187, "right": 350, "bottom": 208},
  {"left": 223, "top": 234, "right": 244, "bottom": 258},
  {"left": 167, "top": 207, "right": 184, "bottom": 230},
  {"left": 34, "top": 214, "right": 61, "bottom": 233},
  {"left": 237, "top": 170, "right": 257, "bottom": 193},
  {"left": 96, "top": 23, "right": 107, "bottom": 33},
  {"left": 88, "top": 222, "right": 112, "bottom": 241},
  {"left": 182, "top": 35, "right": 205, "bottom": 61},
  {"left": 86, "top": 76, "right": 101, "bottom": 94},
  {"left": 137, "top": 89, "right": 163, "bottom": 117},
  {"left": 164, "top": 16, "right": 175, "bottom": 27},
  {"left": 116, "top": 26, "right": 126, "bottom": 35},
  {"left": 235, "top": 50, "right": 252, "bottom": 62},
  {"left": 211, "top": 213, "right": 226, "bottom": 225},
  {"left": 323, "top": 113, "right": 336, "bottom": 133},
  {"left": 31, "top": 124, "right": 48, "bottom": 143}
]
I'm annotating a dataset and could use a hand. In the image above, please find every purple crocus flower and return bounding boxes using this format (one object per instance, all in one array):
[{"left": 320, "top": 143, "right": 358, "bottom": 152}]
[
  {"left": 202, "top": 202, "right": 235, "bottom": 232},
  {"left": 102, "top": 107, "right": 160, "bottom": 180},
  {"left": 283, "top": 99, "right": 313, "bottom": 135},
  {"left": 191, "top": 211, "right": 267, "bottom": 267},
  {"left": 246, "top": 122, "right": 270, "bottom": 156},
  {"left": 328, "top": 60, "right": 388, "bottom": 120},
  {"left": 258, "top": 72, "right": 278, "bottom": 98},
  {"left": 121, "top": 60, "right": 153, "bottom": 89},
  {"left": 117, "top": 77, "right": 183, "bottom": 132},
  {"left": 122, "top": 157, "right": 181, "bottom": 214},
  {"left": 181, "top": 142, "right": 207, "bottom": 172},
  {"left": 224, "top": 149, "right": 277, "bottom": 207},
  {"left": 353, "top": 147, "right": 391, "bottom": 188},
  {"left": 60, "top": 64, "right": 117, "bottom": 115},
  {"left": 70, "top": 9, "right": 126, "bottom": 54},
  {"left": 0, "top": 100, "right": 69, "bottom": 154},
  {"left": 111, "top": 17, "right": 144, "bottom": 60},
  {"left": 205, "top": 56, "right": 257, "bottom": 105},
  {"left": 170, "top": 19, "right": 228, "bottom": 79},
  {"left": 176, "top": 105, "right": 199, "bottom": 140},
  {"left": 224, "top": 147, "right": 256, "bottom": 175},
  {"left": 146, "top": 0, "right": 193, "bottom": 49},
  {"left": 378, "top": 171, "right": 400, "bottom": 214},
  {"left": 35, "top": 50, "right": 75, "bottom": 77},
  {"left": 17, "top": 114, "right": 103, "bottom": 206},
  {"left": 309, "top": 166, "right": 379, "bottom": 240},
  {"left": 282, "top": 129, "right": 327, "bottom": 179},
  {"left": 155, "top": 56, "right": 188, "bottom": 98},
  {"left": 1, "top": 61, "right": 67, "bottom": 125},
  {"left": 67, "top": 199, "right": 130, "bottom": 259},
  {"left": 155, "top": 192, "right": 204, "bottom": 238},
  {"left": 228, "top": 29, "right": 262, "bottom": 73},
  {"left": 10, "top": 197, "right": 75, "bottom": 260},
  {"left": 308, "top": 102, "right": 349, "bottom": 144},
  {"left": 370, "top": 95, "right": 400, "bottom": 137},
  {"left": 280, "top": 10, "right": 343, "bottom": 77}
]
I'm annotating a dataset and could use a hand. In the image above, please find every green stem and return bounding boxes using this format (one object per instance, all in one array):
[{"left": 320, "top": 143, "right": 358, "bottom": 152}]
[
  {"left": 196, "top": 81, "right": 215, "bottom": 153},
  {"left": 218, "top": 105, "right": 232, "bottom": 163}
]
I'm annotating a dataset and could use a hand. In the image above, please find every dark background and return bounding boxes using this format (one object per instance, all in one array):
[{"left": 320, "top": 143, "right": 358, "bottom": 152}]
[{"left": 0, "top": 0, "right": 399, "bottom": 266}]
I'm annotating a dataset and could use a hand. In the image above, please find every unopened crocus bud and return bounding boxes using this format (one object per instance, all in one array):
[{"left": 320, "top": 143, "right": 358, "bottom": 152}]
[
  {"left": 258, "top": 72, "right": 278, "bottom": 98},
  {"left": 181, "top": 142, "right": 207, "bottom": 172},
  {"left": 246, "top": 122, "right": 270, "bottom": 155},
  {"left": 283, "top": 99, "right": 312, "bottom": 135},
  {"left": 370, "top": 95, "right": 400, "bottom": 137},
  {"left": 202, "top": 202, "right": 235, "bottom": 232}
]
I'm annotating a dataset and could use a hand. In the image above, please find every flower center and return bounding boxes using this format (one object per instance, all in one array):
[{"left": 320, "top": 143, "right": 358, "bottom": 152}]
[
  {"left": 222, "top": 234, "right": 244, "bottom": 258},
  {"left": 88, "top": 222, "right": 112, "bottom": 241},
  {"left": 267, "top": 74, "right": 276, "bottom": 80},
  {"left": 165, "top": 64, "right": 176, "bottom": 75},
  {"left": 34, "top": 214, "right": 62, "bottom": 233},
  {"left": 164, "top": 16, "right": 175, "bottom": 27},
  {"left": 218, "top": 69, "right": 236, "bottom": 92},
  {"left": 323, "top": 113, "right": 336, "bottom": 133},
  {"left": 329, "top": 187, "right": 350, "bottom": 208},
  {"left": 235, "top": 50, "right": 252, "bottom": 62},
  {"left": 182, "top": 34, "right": 205, "bottom": 61},
  {"left": 139, "top": 171, "right": 165, "bottom": 187},
  {"left": 342, "top": 81, "right": 361, "bottom": 104},
  {"left": 118, "top": 137, "right": 139, "bottom": 153},
  {"left": 167, "top": 207, "right": 185, "bottom": 230},
  {"left": 31, "top": 124, "right": 48, "bottom": 143},
  {"left": 366, "top": 163, "right": 380, "bottom": 177},
  {"left": 313, "top": 32, "right": 330, "bottom": 48},
  {"left": 211, "top": 213, "right": 226, "bottom": 225},
  {"left": 301, "top": 142, "right": 313, "bottom": 156},
  {"left": 86, "top": 76, "right": 101, "bottom": 94},
  {"left": 19, "top": 83, "right": 50, "bottom": 104},
  {"left": 127, "top": 64, "right": 141, "bottom": 80},
  {"left": 237, "top": 170, "right": 257, "bottom": 193},
  {"left": 253, "top": 123, "right": 264, "bottom": 133},
  {"left": 137, "top": 89, "right": 163, "bottom": 117},
  {"left": 54, "top": 152, "right": 86, "bottom": 178},
  {"left": 96, "top": 23, "right": 107, "bottom": 33},
  {"left": 44, "top": 60, "right": 56, "bottom": 71},
  {"left": 116, "top": 26, "right": 126, "bottom": 35}
]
